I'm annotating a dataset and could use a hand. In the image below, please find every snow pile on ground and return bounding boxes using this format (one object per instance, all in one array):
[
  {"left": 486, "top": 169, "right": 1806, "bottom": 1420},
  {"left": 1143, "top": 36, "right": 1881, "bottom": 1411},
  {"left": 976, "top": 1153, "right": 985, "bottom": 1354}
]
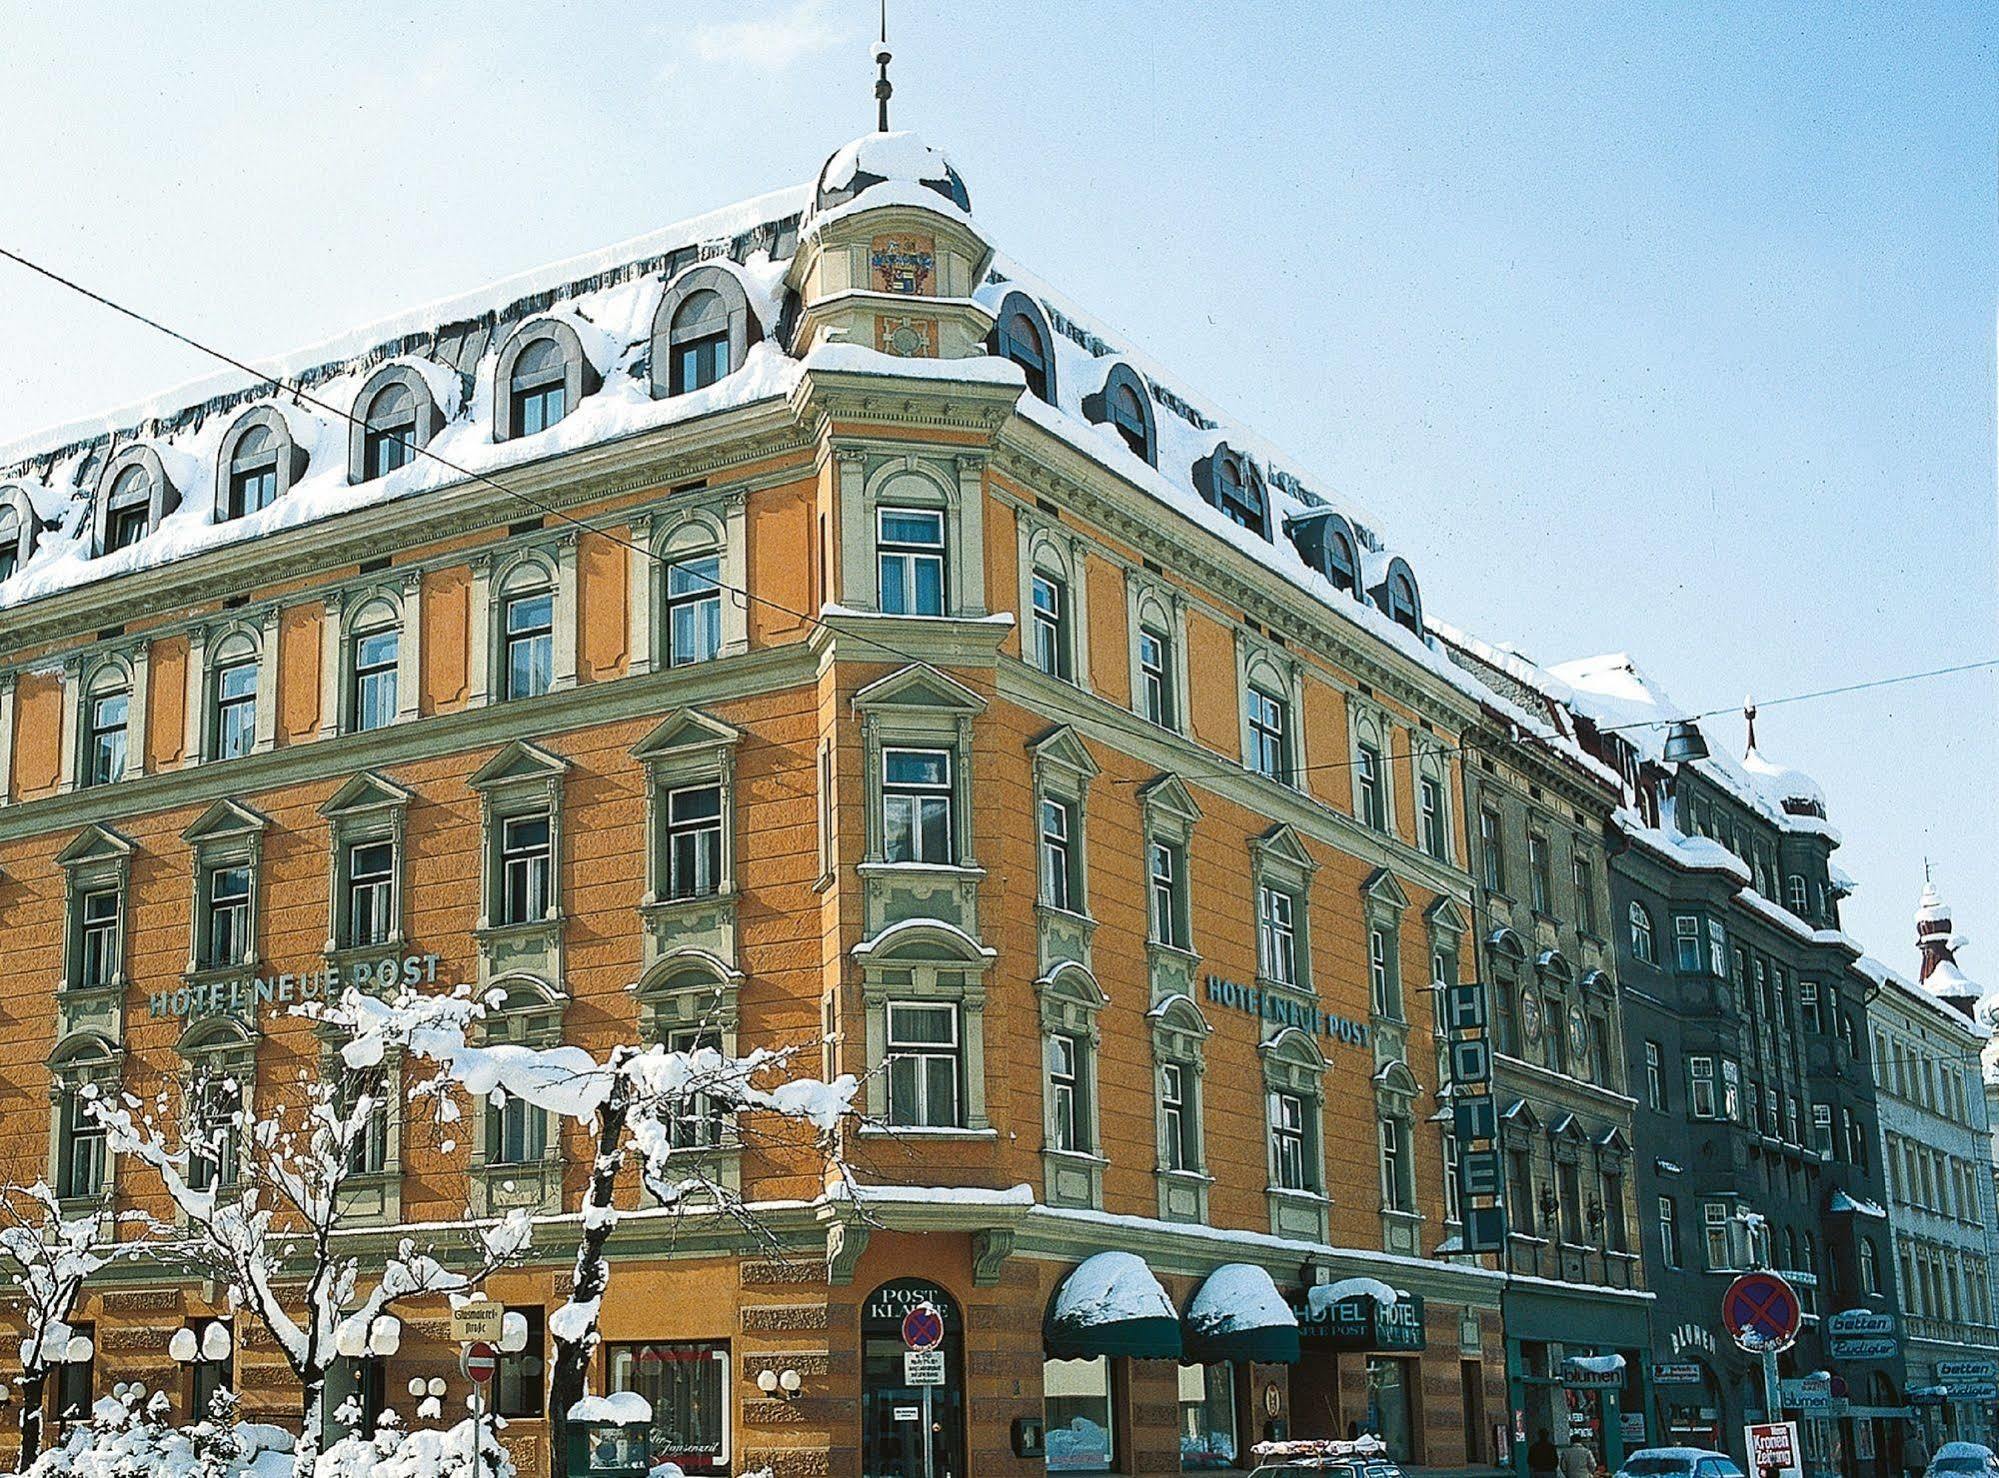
[
  {"left": 1185, "top": 1263, "right": 1295, "bottom": 1337},
  {"left": 24, "top": 1389, "right": 294, "bottom": 1478},
  {"left": 314, "top": 1417, "right": 511, "bottom": 1478}
]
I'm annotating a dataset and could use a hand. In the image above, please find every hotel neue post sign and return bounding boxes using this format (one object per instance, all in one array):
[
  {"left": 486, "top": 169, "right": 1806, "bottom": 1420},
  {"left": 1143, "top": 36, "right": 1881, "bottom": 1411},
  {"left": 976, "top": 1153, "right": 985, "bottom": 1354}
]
[{"left": 148, "top": 953, "right": 446, "bottom": 1021}]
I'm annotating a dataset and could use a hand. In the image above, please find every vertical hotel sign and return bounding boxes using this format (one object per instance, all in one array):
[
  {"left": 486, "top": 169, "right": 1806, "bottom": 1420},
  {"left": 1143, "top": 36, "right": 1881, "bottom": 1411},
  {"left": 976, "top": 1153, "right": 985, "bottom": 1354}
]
[{"left": 1445, "top": 975, "right": 1506, "bottom": 1254}]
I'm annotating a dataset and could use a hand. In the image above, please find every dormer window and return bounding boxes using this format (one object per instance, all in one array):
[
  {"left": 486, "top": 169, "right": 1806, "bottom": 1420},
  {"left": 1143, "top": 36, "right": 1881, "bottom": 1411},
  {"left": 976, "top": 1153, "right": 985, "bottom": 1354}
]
[
  {"left": 1111, "top": 384, "right": 1147, "bottom": 456},
  {"left": 104, "top": 468, "right": 151, "bottom": 551},
  {"left": 511, "top": 340, "right": 566, "bottom": 434},
  {"left": 1195, "top": 446, "right": 1267, "bottom": 538},
  {"left": 0, "top": 508, "right": 19, "bottom": 583},
  {"left": 1082, "top": 362, "right": 1157, "bottom": 467},
  {"left": 495, "top": 320, "right": 598, "bottom": 443},
  {"left": 1324, "top": 526, "right": 1358, "bottom": 593},
  {"left": 1385, "top": 569, "right": 1421, "bottom": 633},
  {"left": 992, "top": 291, "right": 1057, "bottom": 405},
  {"left": 0, "top": 486, "right": 37, "bottom": 582},
  {"left": 669, "top": 291, "right": 730, "bottom": 394},
  {"left": 226, "top": 427, "right": 278, "bottom": 517},
  {"left": 364, "top": 385, "right": 417, "bottom": 477},
  {"left": 1287, "top": 511, "right": 1359, "bottom": 594}
]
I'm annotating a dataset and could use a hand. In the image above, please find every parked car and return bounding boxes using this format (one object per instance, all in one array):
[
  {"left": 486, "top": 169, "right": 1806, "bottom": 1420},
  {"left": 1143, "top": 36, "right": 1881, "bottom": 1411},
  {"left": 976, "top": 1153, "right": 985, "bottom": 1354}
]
[
  {"left": 1615, "top": 1448, "right": 1746, "bottom": 1478},
  {"left": 1248, "top": 1436, "right": 1403, "bottom": 1478},
  {"left": 1247, "top": 1461, "right": 1402, "bottom": 1478},
  {"left": 1926, "top": 1443, "right": 1999, "bottom": 1478}
]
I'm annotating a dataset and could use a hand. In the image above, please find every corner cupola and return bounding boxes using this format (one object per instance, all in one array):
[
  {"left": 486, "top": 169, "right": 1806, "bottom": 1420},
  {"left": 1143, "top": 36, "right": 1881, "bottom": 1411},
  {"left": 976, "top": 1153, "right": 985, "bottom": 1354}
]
[{"left": 788, "top": 130, "right": 996, "bottom": 362}]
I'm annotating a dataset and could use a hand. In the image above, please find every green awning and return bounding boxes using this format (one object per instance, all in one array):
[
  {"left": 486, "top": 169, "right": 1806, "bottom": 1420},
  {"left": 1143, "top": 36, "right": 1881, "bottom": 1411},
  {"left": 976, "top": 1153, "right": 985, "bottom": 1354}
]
[
  {"left": 1044, "top": 1252, "right": 1183, "bottom": 1360},
  {"left": 1183, "top": 1264, "right": 1302, "bottom": 1365}
]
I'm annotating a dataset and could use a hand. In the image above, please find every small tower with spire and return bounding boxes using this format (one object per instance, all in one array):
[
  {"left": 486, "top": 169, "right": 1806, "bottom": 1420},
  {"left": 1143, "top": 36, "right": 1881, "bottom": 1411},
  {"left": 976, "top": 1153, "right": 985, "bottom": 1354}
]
[{"left": 1914, "top": 867, "right": 1983, "bottom": 1018}]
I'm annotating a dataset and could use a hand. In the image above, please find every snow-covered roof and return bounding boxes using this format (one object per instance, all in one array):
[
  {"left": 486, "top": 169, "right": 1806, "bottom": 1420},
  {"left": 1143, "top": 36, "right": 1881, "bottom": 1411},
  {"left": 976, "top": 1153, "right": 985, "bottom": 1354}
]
[
  {"left": 1741, "top": 745, "right": 1826, "bottom": 817},
  {"left": 1827, "top": 1189, "right": 1888, "bottom": 1219},
  {"left": 1853, "top": 953, "right": 1989, "bottom": 1037}
]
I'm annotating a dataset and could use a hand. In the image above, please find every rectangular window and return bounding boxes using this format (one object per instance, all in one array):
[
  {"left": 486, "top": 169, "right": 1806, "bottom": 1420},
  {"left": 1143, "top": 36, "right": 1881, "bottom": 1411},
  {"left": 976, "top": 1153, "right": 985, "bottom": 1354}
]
[
  {"left": 665, "top": 784, "right": 723, "bottom": 900},
  {"left": 498, "top": 814, "right": 552, "bottom": 926},
  {"left": 1478, "top": 807, "right": 1504, "bottom": 893},
  {"left": 665, "top": 1027, "right": 725, "bottom": 1149},
  {"left": 1720, "top": 1058, "right": 1741, "bottom": 1121},
  {"left": 486, "top": 1095, "right": 547, "bottom": 1166},
  {"left": 77, "top": 887, "right": 119, "bottom": 989},
  {"left": 608, "top": 1342, "right": 730, "bottom": 1476},
  {"left": 1161, "top": 1063, "right": 1196, "bottom": 1172},
  {"left": 1147, "top": 840, "right": 1186, "bottom": 950},
  {"left": 1040, "top": 798, "right": 1075, "bottom": 912},
  {"left": 1247, "top": 688, "right": 1289, "bottom": 784},
  {"left": 1703, "top": 1202, "right": 1732, "bottom": 1270},
  {"left": 1588, "top": 1015, "right": 1612, "bottom": 1088},
  {"left": 877, "top": 508, "right": 946, "bottom": 616},
  {"left": 1674, "top": 915, "right": 1702, "bottom": 973},
  {"left": 494, "top": 1307, "right": 545, "bottom": 1419},
  {"left": 1558, "top": 1160, "right": 1583, "bottom": 1242},
  {"left": 1030, "top": 572, "right": 1071, "bottom": 680},
  {"left": 1419, "top": 777, "right": 1447, "bottom": 860},
  {"left": 1442, "top": 1127, "right": 1462, "bottom": 1224},
  {"left": 885, "top": 1001, "right": 958, "bottom": 1128},
  {"left": 364, "top": 422, "right": 413, "bottom": 480},
  {"left": 205, "top": 864, "right": 252, "bottom": 968},
  {"left": 1380, "top": 1118, "right": 1410, "bottom": 1213},
  {"left": 106, "top": 502, "right": 148, "bottom": 552},
  {"left": 882, "top": 748, "right": 954, "bottom": 864},
  {"left": 1689, "top": 1056, "right": 1717, "bottom": 1119},
  {"left": 186, "top": 1078, "right": 240, "bottom": 1192},
  {"left": 674, "top": 332, "right": 729, "bottom": 395},
  {"left": 1356, "top": 742, "right": 1387, "bottom": 829},
  {"left": 1644, "top": 1041, "right": 1665, "bottom": 1111},
  {"left": 502, "top": 589, "right": 555, "bottom": 699},
  {"left": 1573, "top": 853, "right": 1596, "bottom": 934},
  {"left": 58, "top": 1091, "right": 105, "bottom": 1200},
  {"left": 1044, "top": 1356, "right": 1115, "bottom": 1475},
  {"left": 1271, "top": 1091, "right": 1310, "bottom": 1191},
  {"left": 1508, "top": 1148, "right": 1536, "bottom": 1236},
  {"left": 213, "top": 659, "right": 258, "bottom": 760},
  {"left": 1369, "top": 928, "right": 1399, "bottom": 1019},
  {"left": 1177, "top": 1361, "right": 1237, "bottom": 1473},
  {"left": 338, "top": 1073, "right": 389, "bottom": 1177},
  {"left": 666, "top": 555, "right": 722, "bottom": 667},
  {"left": 1138, "top": 627, "right": 1173, "bottom": 727},
  {"left": 1800, "top": 980, "right": 1821, "bottom": 1034},
  {"left": 345, "top": 839, "right": 395, "bottom": 947},
  {"left": 1257, "top": 886, "right": 1297, "bottom": 986},
  {"left": 1528, "top": 833, "right": 1552, "bottom": 913},
  {"left": 1049, "top": 1034, "right": 1088, "bottom": 1153},
  {"left": 515, "top": 382, "right": 565, "bottom": 436},
  {"left": 1707, "top": 918, "right": 1728, "bottom": 976},
  {"left": 86, "top": 690, "right": 128, "bottom": 787},
  {"left": 351, "top": 628, "right": 398, "bottom": 732},
  {"left": 1658, "top": 1196, "right": 1680, "bottom": 1269}
]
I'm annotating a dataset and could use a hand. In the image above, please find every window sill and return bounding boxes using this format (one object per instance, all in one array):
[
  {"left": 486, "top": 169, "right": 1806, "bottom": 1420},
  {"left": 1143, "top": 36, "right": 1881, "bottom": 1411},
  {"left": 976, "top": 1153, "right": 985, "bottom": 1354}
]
[
  {"left": 1043, "top": 1146, "right": 1109, "bottom": 1167},
  {"left": 1156, "top": 1166, "right": 1214, "bottom": 1185},
  {"left": 856, "top": 860, "right": 986, "bottom": 880},
  {"left": 1266, "top": 1185, "right": 1332, "bottom": 1207},
  {"left": 640, "top": 889, "right": 737, "bottom": 914},
  {"left": 858, "top": 1125, "right": 998, "bottom": 1140}
]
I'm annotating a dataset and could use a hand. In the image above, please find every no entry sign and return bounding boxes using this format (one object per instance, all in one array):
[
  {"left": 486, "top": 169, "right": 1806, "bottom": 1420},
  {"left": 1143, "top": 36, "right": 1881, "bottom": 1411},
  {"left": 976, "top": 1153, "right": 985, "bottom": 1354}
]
[
  {"left": 1724, "top": 1272, "right": 1801, "bottom": 1353},
  {"left": 901, "top": 1301, "right": 944, "bottom": 1352},
  {"left": 463, "top": 1340, "right": 499, "bottom": 1387}
]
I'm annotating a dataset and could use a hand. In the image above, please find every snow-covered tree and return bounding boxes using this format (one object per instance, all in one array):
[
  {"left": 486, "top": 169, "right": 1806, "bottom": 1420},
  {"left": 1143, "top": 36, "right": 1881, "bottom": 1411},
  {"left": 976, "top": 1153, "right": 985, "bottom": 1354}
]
[
  {"left": 0, "top": 1182, "right": 130, "bottom": 1468},
  {"left": 337, "top": 986, "right": 859, "bottom": 1478},
  {"left": 88, "top": 989, "right": 535, "bottom": 1474}
]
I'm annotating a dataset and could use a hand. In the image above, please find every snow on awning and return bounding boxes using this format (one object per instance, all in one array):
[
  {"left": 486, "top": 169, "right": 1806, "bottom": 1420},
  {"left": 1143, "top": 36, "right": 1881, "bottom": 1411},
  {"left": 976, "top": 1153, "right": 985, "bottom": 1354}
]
[
  {"left": 1829, "top": 1190, "right": 1888, "bottom": 1219},
  {"left": 1307, "top": 1277, "right": 1403, "bottom": 1316},
  {"left": 1183, "top": 1264, "right": 1300, "bottom": 1366},
  {"left": 1654, "top": 1159, "right": 1683, "bottom": 1176},
  {"left": 1044, "top": 1251, "right": 1182, "bottom": 1361}
]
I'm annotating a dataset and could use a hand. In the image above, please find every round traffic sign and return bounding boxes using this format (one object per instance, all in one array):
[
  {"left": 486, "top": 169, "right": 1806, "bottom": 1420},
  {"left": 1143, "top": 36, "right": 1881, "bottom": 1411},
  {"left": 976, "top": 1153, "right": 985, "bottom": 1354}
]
[
  {"left": 1724, "top": 1272, "right": 1801, "bottom": 1353},
  {"left": 463, "top": 1340, "right": 499, "bottom": 1386},
  {"left": 901, "top": 1301, "right": 944, "bottom": 1352}
]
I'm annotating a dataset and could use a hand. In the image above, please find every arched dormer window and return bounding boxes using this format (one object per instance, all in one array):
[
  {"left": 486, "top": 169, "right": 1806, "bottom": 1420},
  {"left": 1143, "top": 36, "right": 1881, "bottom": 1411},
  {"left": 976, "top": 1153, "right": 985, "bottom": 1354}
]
[
  {"left": 0, "top": 484, "right": 39, "bottom": 582},
  {"left": 349, "top": 363, "right": 444, "bottom": 483},
  {"left": 992, "top": 291, "right": 1056, "bottom": 404},
  {"left": 1285, "top": 510, "right": 1359, "bottom": 595},
  {"left": 1193, "top": 443, "right": 1267, "bottom": 539},
  {"left": 215, "top": 407, "right": 305, "bottom": 521},
  {"left": 93, "top": 446, "right": 178, "bottom": 556},
  {"left": 651, "top": 265, "right": 756, "bottom": 399},
  {"left": 494, "top": 320, "right": 598, "bottom": 443},
  {"left": 1368, "top": 555, "right": 1422, "bottom": 635},
  {"left": 1081, "top": 362, "right": 1156, "bottom": 467}
]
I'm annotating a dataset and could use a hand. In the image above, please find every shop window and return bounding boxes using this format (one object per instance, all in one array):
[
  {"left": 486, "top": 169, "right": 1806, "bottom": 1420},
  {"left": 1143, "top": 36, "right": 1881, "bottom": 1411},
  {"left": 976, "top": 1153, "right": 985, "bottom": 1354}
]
[
  {"left": 1177, "top": 1362, "right": 1237, "bottom": 1471},
  {"left": 608, "top": 1342, "right": 730, "bottom": 1476},
  {"left": 861, "top": 1282, "right": 965, "bottom": 1478},
  {"left": 886, "top": 1001, "right": 960, "bottom": 1128},
  {"left": 495, "top": 1308, "right": 545, "bottom": 1419},
  {"left": 1044, "top": 1356, "right": 1116, "bottom": 1473}
]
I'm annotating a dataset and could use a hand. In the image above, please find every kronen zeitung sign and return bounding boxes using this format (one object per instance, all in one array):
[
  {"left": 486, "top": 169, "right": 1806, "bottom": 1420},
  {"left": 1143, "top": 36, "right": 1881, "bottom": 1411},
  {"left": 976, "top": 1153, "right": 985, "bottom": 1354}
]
[{"left": 148, "top": 953, "right": 445, "bottom": 1020}]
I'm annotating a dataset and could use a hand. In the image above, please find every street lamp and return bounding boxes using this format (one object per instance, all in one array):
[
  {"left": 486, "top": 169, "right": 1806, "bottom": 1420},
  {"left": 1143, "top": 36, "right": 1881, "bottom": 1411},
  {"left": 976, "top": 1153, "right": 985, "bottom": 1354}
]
[
  {"left": 335, "top": 1314, "right": 402, "bottom": 1360},
  {"left": 755, "top": 1368, "right": 802, "bottom": 1398},
  {"left": 169, "top": 1323, "right": 230, "bottom": 1365}
]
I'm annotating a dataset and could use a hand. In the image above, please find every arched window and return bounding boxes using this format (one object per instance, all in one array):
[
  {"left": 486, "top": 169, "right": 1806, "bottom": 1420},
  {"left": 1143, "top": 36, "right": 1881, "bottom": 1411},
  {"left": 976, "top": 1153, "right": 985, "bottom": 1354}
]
[
  {"left": 495, "top": 559, "right": 556, "bottom": 701},
  {"left": 494, "top": 321, "right": 597, "bottom": 442},
  {"left": 1386, "top": 568, "right": 1421, "bottom": 633},
  {"left": 1629, "top": 902, "right": 1655, "bottom": 965},
  {"left": 651, "top": 264, "right": 757, "bottom": 400},
  {"left": 103, "top": 469, "right": 151, "bottom": 551},
  {"left": 346, "top": 599, "right": 402, "bottom": 733},
  {"left": 93, "top": 446, "right": 179, "bottom": 556},
  {"left": 1286, "top": 511, "right": 1359, "bottom": 595},
  {"left": 216, "top": 408, "right": 305, "bottom": 521},
  {"left": 349, "top": 364, "right": 444, "bottom": 483},
  {"left": 992, "top": 292, "right": 1056, "bottom": 404},
  {"left": 207, "top": 629, "right": 261, "bottom": 761},
  {"left": 81, "top": 663, "right": 132, "bottom": 788},
  {"left": 1324, "top": 524, "right": 1358, "bottom": 594},
  {"left": 1195, "top": 444, "right": 1267, "bottom": 538},
  {"left": 0, "top": 484, "right": 39, "bottom": 582},
  {"left": 1081, "top": 362, "right": 1156, "bottom": 466}
]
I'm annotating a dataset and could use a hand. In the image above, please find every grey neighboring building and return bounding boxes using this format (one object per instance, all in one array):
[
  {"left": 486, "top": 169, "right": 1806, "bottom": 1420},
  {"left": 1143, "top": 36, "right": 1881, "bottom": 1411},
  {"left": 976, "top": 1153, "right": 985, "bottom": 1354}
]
[
  {"left": 1862, "top": 880, "right": 1999, "bottom": 1445},
  {"left": 1438, "top": 630, "right": 1652, "bottom": 1473},
  {"left": 1544, "top": 656, "right": 1903, "bottom": 1478}
]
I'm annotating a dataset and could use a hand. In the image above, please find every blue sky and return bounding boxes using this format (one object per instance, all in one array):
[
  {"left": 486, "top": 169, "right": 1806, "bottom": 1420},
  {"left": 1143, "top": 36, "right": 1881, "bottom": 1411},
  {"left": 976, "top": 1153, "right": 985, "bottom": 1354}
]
[{"left": 0, "top": 2, "right": 1992, "bottom": 978}]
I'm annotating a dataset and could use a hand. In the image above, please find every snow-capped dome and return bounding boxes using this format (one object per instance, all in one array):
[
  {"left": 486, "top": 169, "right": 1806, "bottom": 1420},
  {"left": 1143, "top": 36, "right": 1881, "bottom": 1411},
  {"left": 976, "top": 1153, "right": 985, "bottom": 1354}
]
[
  {"left": 1741, "top": 745, "right": 1826, "bottom": 818},
  {"left": 810, "top": 130, "right": 971, "bottom": 219},
  {"left": 1917, "top": 880, "right": 1952, "bottom": 929}
]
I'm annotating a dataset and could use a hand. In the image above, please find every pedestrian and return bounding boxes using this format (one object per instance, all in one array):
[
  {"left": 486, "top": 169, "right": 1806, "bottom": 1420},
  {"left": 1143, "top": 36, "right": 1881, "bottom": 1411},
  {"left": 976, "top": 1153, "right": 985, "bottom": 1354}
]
[
  {"left": 1904, "top": 1425, "right": 1931, "bottom": 1478},
  {"left": 1529, "top": 1428, "right": 1562, "bottom": 1478},
  {"left": 1559, "top": 1433, "right": 1597, "bottom": 1478}
]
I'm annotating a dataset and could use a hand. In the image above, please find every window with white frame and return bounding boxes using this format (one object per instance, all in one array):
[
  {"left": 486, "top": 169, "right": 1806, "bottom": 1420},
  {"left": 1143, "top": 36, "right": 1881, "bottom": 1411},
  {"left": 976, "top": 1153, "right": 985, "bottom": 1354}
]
[
  {"left": 209, "top": 637, "right": 260, "bottom": 762},
  {"left": 1040, "top": 797, "right": 1078, "bottom": 913},
  {"left": 82, "top": 676, "right": 130, "bottom": 788},
  {"left": 1048, "top": 1033, "right": 1088, "bottom": 1152},
  {"left": 76, "top": 886, "right": 120, "bottom": 990},
  {"left": 501, "top": 582, "right": 555, "bottom": 700},
  {"left": 1369, "top": 927, "right": 1400, "bottom": 1018},
  {"left": 347, "top": 608, "right": 400, "bottom": 733},
  {"left": 486, "top": 1093, "right": 548, "bottom": 1166},
  {"left": 882, "top": 748, "right": 954, "bottom": 864},
  {"left": 1247, "top": 686, "right": 1289, "bottom": 783},
  {"left": 1720, "top": 1058, "right": 1741, "bottom": 1121},
  {"left": 1271, "top": 1091, "right": 1311, "bottom": 1192},
  {"left": 1689, "top": 1056, "right": 1717, "bottom": 1119},
  {"left": 1478, "top": 807, "right": 1504, "bottom": 893},
  {"left": 1160, "top": 1062, "right": 1197, "bottom": 1173},
  {"left": 345, "top": 840, "right": 396, "bottom": 947},
  {"left": 55, "top": 1084, "right": 106, "bottom": 1201},
  {"left": 665, "top": 1026, "right": 726, "bottom": 1149},
  {"left": 1629, "top": 902, "right": 1655, "bottom": 964},
  {"left": 497, "top": 814, "right": 552, "bottom": 926},
  {"left": 886, "top": 1001, "right": 960, "bottom": 1128},
  {"left": 1800, "top": 979, "right": 1821, "bottom": 1033},
  {"left": 203, "top": 864, "right": 253, "bottom": 969},
  {"left": 1658, "top": 1196, "right": 1680, "bottom": 1268},
  {"left": 1029, "top": 569, "right": 1072, "bottom": 680},
  {"left": 1644, "top": 1041, "right": 1665, "bottom": 1111},
  {"left": 1674, "top": 915, "right": 1703, "bottom": 973},
  {"left": 1138, "top": 625, "right": 1173, "bottom": 728},
  {"left": 1148, "top": 839, "right": 1187, "bottom": 950},
  {"left": 1703, "top": 1202, "right": 1733, "bottom": 1270},
  {"left": 1441, "top": 1126, "right": 1462, "bottom": 1224},
  {"left": 1786, "top": 874, "right": 1808, "bottom": 915},
  {"left": 664, "top": 784, "right": 723, "bottom": 900},
  {"left": 877, "top": 507, "right": 946, "bottom": 616},
  {"left": 1419, "top": 776, "right": 1447, "bottom": 860},
  {"left": 1258, "top": 886, "right": 1297, "bottom": 986},
  {"left": 665, "top": 553, "right": 723, "bottom": 667},
  {"left": 1379, "top": 1117, "right": 1413, "bottom": 1213},
  {"left": 1356, "top": 742, "right": 1387, "bottom": 830}
]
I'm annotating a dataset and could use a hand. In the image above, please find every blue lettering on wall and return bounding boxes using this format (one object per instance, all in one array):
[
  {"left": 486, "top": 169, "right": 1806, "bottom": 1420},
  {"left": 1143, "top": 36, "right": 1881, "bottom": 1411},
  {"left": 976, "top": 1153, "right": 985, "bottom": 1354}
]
[{"left": 1203, "top": 975, "right": 1369, "bottom": 1051}]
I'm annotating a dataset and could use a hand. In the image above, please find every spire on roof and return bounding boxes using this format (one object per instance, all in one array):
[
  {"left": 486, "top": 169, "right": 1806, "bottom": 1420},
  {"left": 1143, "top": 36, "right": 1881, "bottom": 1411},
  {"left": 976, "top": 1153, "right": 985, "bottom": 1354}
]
[
  {"left": 1914, "top": 870, "right": 1983, "bottom": 1015},
  {"left": 1743, "top": 697, "right": 1758, "bottom": 754},
  {"left": 874, "top": 1, "right": 893, "bottom": 133}
]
